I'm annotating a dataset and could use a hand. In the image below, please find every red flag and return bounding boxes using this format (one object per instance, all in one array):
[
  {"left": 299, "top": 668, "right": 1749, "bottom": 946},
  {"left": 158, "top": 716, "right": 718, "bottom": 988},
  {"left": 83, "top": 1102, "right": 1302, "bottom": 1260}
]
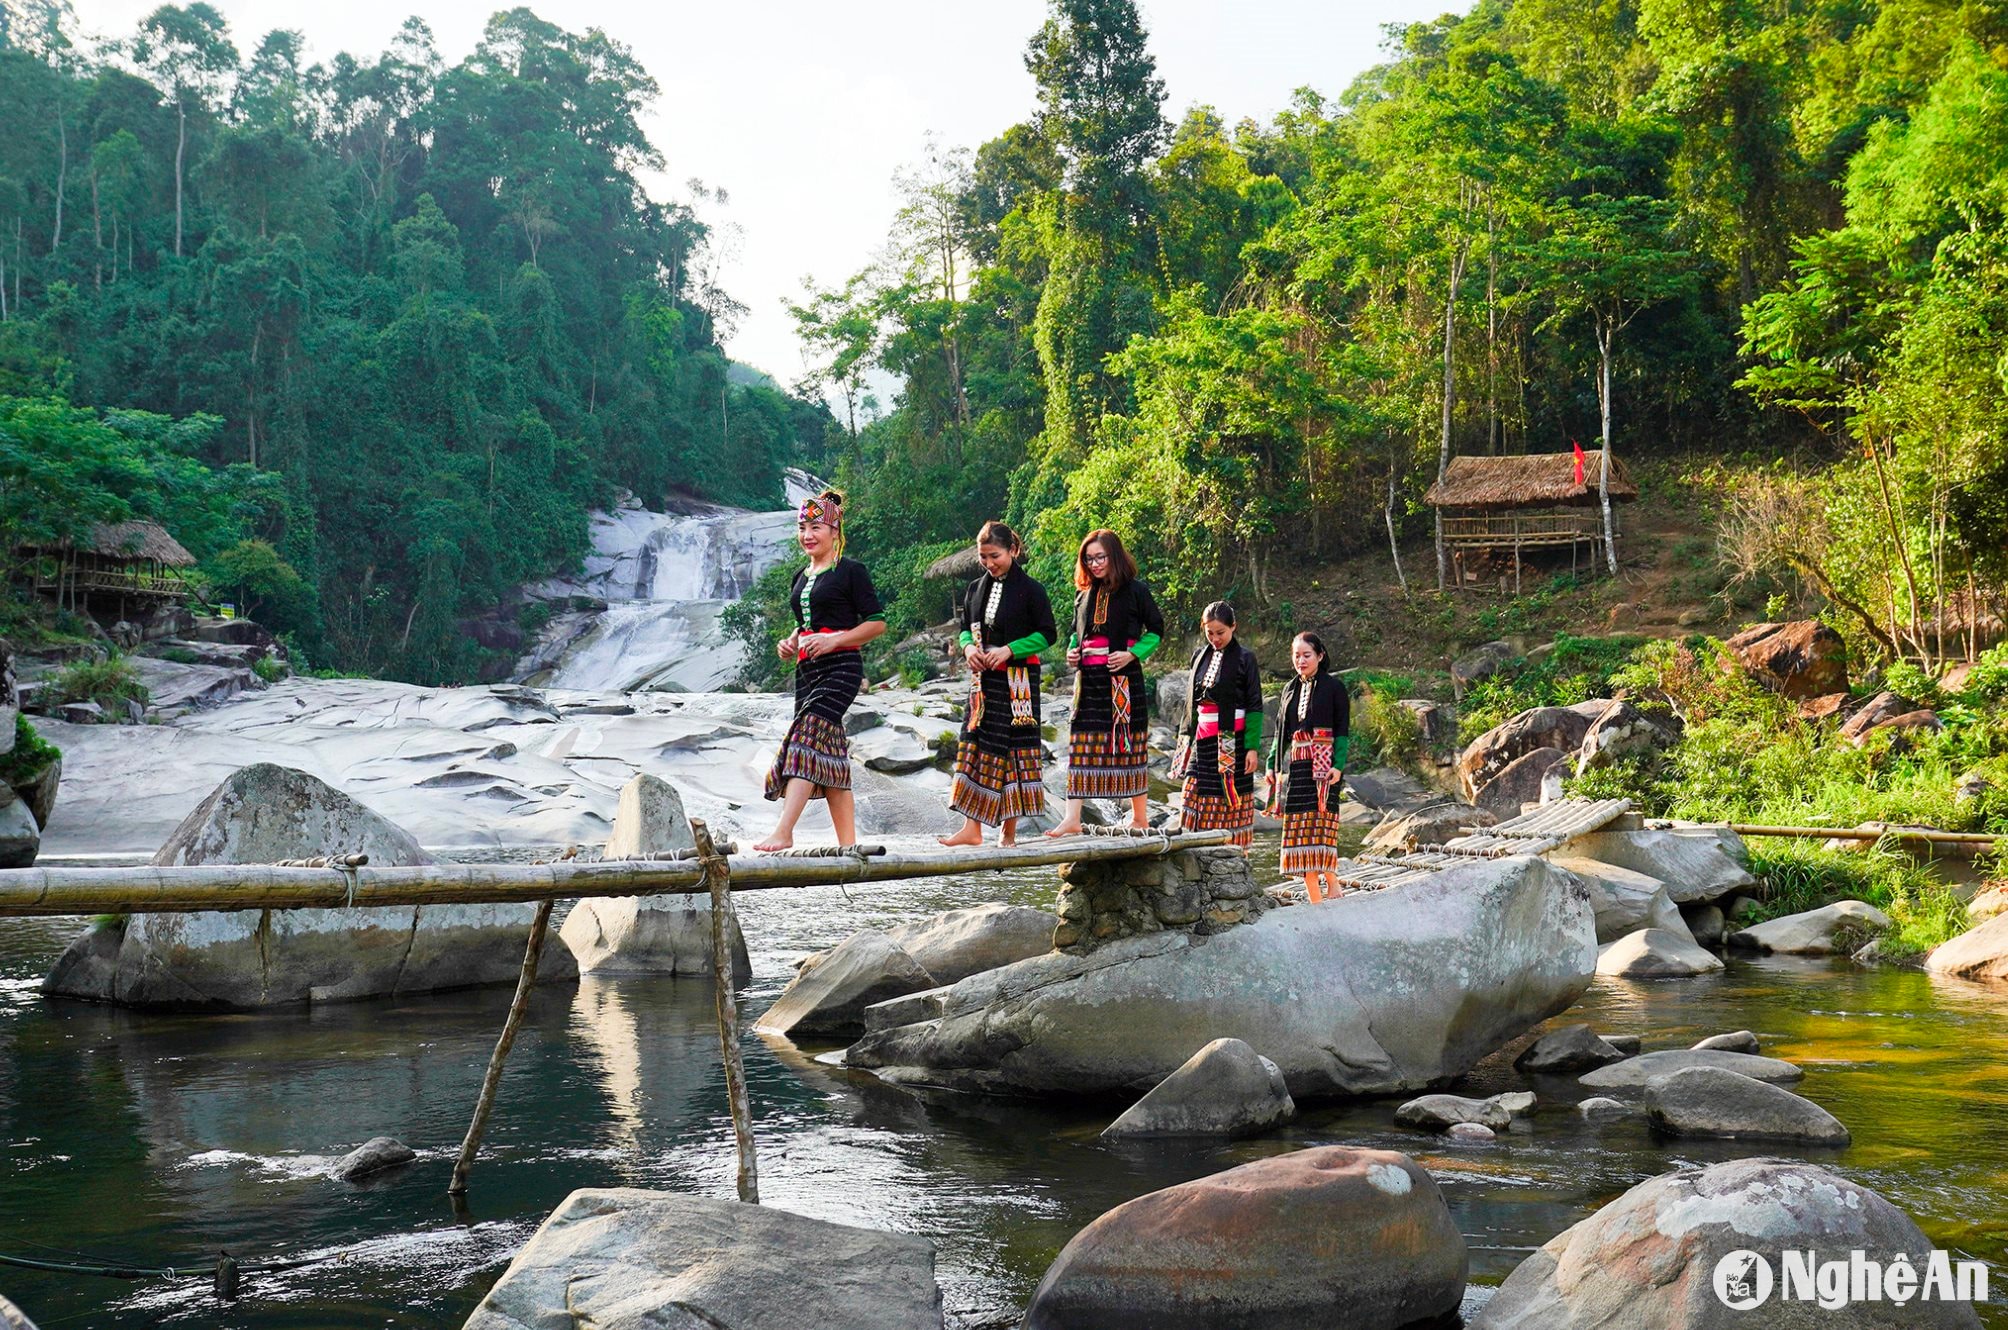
[{"left": 1572, "top": 439, "right": 1586, "bottom": 486}]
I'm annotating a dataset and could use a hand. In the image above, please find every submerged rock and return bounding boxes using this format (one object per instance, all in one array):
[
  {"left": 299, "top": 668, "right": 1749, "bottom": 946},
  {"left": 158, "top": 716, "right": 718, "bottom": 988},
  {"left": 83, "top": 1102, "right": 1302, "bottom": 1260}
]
[
  {"left": 1447, "top": 1121, "right": 1497, "bottom": 1143},
  {"left": 335, "top": 1136, "right": 417, "bottom": 1181},
  {"left": 463, "top": 1188, "right": 943, "bottom": 1330},
  {"left": 1596, "top": 927, "right": 1724, "bottom": 978},
  {"left": 1515, "top": 1023, "right": 1627, "bottom": 1074},
  {"left": 1578, "top": 1048, "right": 1804, "bottom": 1091},
  {"left": 1023, "top": 1147, "right": 1465, "bottom": 1330},
  {"left": 1577, "top": 1096, "right": 1630, "bottom": 1123},
  {"left": 1395, "top": 1091, "right": 1534, "bottom": 1132},
  {"left": 42, "top": 764, "right": 575, "bottom": 1008},
  {"left": 1470, "top": 1158, "right": 1975, "bottom": 1329},
  {"left": 757, "top": 931, "right": 934, "bottom": 1041},
  {"left": 558, "top": 773, "right": 750, "bottom": 982},
  {"left": 1645, "top": 1067, "right": 1849, "bottom": 1145},
  {"left": 1692, "top": 1030, "right": 1760, "bottom": 1054},
  {"left": 1102, "top": 1037, "right": 1296, "bottom": 1139},
  {"left": 845, "top": 855, "right": 1596, "bottom": 1099}
]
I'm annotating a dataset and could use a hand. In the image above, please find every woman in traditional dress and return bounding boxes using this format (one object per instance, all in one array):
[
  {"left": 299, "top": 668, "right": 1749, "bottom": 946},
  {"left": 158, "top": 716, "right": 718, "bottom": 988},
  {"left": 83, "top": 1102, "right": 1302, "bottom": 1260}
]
[
  {"left": 939, "top": 520, "right": 1057, "bottom": 848},
  {"left": 1267, "top": 631, "right": 1351, "bottom": 901},
  {"left": 1177, "top": 601, "right": 1263, "bottom": 849},
  {"left": 1045, "top": 530, "right": 1164, "bottom": 837},
  {"left": 755, "top": 488, "right": 885, "bottom": 852}
]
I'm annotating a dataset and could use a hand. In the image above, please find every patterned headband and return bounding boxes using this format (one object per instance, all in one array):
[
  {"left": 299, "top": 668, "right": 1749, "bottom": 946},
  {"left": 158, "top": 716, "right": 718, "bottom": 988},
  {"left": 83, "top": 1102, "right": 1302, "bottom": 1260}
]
[{"left": 799, "top": 495, "right": 841, "bottom": 527}]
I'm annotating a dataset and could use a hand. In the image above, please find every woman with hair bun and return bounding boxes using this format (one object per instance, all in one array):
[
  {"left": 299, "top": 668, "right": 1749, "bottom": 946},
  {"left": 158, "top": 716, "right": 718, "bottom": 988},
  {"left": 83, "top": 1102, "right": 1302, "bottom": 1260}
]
[
  {"left": 1046, "top": 529, "right": 1165, "bottom": 837},
  {"left": 1268, "top": 631, "right": 1351, "bottom": 901},
  {"left": 1176, "top": 600, "right": 1262, "bottom": 849},
  {"left": 755, "top": 488, "right": 885, "bottom": 852},
  {"left": 940, "top": 520, "right": 1057, "bottom": 848}
]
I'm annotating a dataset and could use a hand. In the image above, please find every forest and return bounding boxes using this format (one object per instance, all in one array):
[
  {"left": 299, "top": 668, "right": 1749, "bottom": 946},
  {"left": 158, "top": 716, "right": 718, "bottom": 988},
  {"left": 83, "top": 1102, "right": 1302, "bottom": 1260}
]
[
  {"left": 0, "top": 1, "right": 823, "bottom": 681},
  {"left": 0, "top": 0, "right": 2005, "bottom": 684},
  {"left": 766, "top": 0, "right": 2008, "bottom": 677}
]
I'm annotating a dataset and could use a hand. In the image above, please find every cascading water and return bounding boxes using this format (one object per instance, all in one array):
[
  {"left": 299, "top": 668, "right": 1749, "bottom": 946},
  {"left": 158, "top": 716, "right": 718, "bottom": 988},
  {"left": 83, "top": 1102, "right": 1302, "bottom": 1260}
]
[{"left": 527, "top": 472, "right": 819, "bottom": 693}]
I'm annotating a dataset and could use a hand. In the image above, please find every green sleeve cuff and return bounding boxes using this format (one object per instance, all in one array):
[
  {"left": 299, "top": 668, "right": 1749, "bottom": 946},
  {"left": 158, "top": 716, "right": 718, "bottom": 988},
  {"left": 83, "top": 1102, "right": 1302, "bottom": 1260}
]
[
  {"left": 1333, "top": 735, "right": 1350, "bottom": 769},
  {"left": 958, "top": 629, "right": 974, "bottom": 648},
  {"left": 1007, "top": 631, "right": 1052, "bottom": 659},
  {"left": 1244, "top": 710, "right": 1264, "bottom": 753},
  {"left": 1132, "top": 632, "right": 1161, "bottom": 662}
]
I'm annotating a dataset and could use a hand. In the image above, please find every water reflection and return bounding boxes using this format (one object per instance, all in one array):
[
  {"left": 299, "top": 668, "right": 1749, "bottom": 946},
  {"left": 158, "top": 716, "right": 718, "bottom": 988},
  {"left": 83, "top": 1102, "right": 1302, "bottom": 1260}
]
[{"left": 0, "top": 866, "right": 2004, "bottom": 1327}]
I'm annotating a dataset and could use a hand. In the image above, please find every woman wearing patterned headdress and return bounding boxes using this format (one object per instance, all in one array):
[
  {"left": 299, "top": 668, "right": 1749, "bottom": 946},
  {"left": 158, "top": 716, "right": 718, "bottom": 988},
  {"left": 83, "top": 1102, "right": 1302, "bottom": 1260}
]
[
  {"left": 755, "top": 488, "right": 885, "bottom": 852},
  {"left": 1176, "top": 601, "right": 1263, "bottom": 849},
  {"left": 1267, "top": 631, "right": 1351, "bottom": 901},
  {"left": 939, "top": 520, "right": 1057, "bottom": 849},
  {"left": 1046, "top": 529, "right": 1164, "bottom": 837}
]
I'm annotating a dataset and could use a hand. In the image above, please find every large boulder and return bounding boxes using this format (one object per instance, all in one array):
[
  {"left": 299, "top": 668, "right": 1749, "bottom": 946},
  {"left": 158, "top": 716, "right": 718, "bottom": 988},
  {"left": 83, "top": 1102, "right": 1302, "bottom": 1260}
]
[
  {"left": 845, "top": 855, "right": 1596, "bottom": 1099},
  {"left": 1452, "top": 640, "right": 1517, "bottom": 696},
  {"left": 0, "top": 787, "right": 38, "bottom": 868},
  {"left": 1578, "top": 1048, "right": 1804, "bottom": 1091},
  {"left": 1566, "top": 826, "right": 1755, "bottom": 903},
  {"left": 1839, "top": 690, "right": 1923, "bottom": 745},
  {"left": 1470, "top": 1158, "right": 1977, "bottom": 1329},
  {"left": 1364, "top": 802, "right": 1497, "bottom": 854},
  {"left": 1724, "top": 620, "right": 1849, "bottom": 700},
  {"left": 1645, "top": 1066, "right": 1849, "bottom": 1145},
  {"left": 1551, "top": 856, "right": 1689, "bottom": 944},
  {"left": 1456, "top": 702, "right": 1608, "bottom": 801},
  {"left": 42, "top": 764, "right": 575, "bottom": 1008},
  {"left": 757, "top": 931, "right": 935, "bottom": 1041},
  {"left": 1023, "top": 1147, "right": 1465, "bottom": 1330},
  {"left": 1102, "top": 1037, "right": 1296, "bottom": 1139},
  {"left": 1516, "top": 1023, "right": 1628, "bottom": 1074},
  {"left": 1925, "top": 913, "right": 2008, "bottom": 984},
  {"left": 1729, "top": 900, "right": 1892, "bottom": 955},
  {"left": 558, "top": 773, "right": 750, "bottom": 982},
  {"left": 1597, "top": 927, "right": 1724, "bottom": 978},
  {"left": 1473, "top": 746, "right": 1571, "bottom": 819},
  {"left": 464, "top": 1188, "right": 943, "bottom": 1330},
  {"left": 885, "top": 903, "right": 1056, "bottom": 984},
  {"left": 1576, "top": 700, "right": 1674, "bottom": 770}
]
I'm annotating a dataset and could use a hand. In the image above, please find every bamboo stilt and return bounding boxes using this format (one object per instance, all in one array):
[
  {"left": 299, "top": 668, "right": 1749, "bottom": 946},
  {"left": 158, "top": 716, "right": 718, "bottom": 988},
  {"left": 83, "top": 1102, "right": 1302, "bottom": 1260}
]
[
  {"left": 694, "top": 819, "right": 758, "bottom": 1204},
  {"left": 0, "top": 833, "right": 1236, "bottom": 917},
  {"left": 447, "top": 897, "right": 554, "bottom": 1197}
]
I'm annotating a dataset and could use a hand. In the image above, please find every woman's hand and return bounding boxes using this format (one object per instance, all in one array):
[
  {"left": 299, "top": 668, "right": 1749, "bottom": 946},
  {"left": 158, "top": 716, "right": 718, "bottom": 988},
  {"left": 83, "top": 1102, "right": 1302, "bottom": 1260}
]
[
  {"left": 1107, "top": 649, "right": 1136, "bottom": 671},
  {"left": 798, "top": 633, "right": 836, "bottom": 659},
  {"left": 775, "top": 634, "right": 799, "bottom": 661},
  {"left": 1065, "top": 645, "right": 1081, "bottom": 667},
  {"left": 1319, "top": 766, "right": 1341, "bottom": 786},
  {"left": 1265, "top": 772, "right": 1279, "bottom": 804},
  {"left": 984, "top": 646, "right": 1013, "bottom": 670},
  {"left": 1243, "top": 749, "right": 1261, "bottom": 776},
  {"left": 963, "top": 643, "right": 985, "bottom": 672}
]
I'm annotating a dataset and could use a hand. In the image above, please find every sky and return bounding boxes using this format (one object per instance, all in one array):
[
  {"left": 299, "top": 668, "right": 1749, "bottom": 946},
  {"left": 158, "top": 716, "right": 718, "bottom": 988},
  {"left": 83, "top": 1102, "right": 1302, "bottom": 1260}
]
[{"left": 75, "top": 0, "right": 1449, "bottom": 386}]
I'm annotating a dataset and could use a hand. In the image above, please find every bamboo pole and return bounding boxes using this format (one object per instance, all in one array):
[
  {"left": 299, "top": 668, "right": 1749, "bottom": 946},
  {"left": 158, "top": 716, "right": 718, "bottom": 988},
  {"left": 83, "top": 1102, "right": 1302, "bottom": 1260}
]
[
  {"left": 448, "top": 898, "right": 555, "bottom": 1197},
  {"left": 1729, "top": 824, "right": 2001, "bottom": 847},
  {"left": 694, "top": 818, "right": 758, "bottom": 1204},
  {"left": 0, "top": 833, "right": 1234, "bottom": 918}
]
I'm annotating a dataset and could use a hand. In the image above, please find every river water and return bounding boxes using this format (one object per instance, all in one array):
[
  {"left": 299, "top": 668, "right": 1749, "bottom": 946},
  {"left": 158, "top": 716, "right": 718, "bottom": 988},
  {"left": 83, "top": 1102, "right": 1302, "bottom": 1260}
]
[{"left": 3, "top": 844, "right": 2005, "bottom": 1328}]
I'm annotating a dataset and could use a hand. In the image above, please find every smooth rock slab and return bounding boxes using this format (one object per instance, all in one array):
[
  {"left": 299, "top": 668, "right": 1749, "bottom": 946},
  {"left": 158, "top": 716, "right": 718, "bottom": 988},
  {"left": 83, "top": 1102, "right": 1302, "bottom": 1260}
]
[
  {"left": 1567, "top": 827, "right": 1756, "bottom": 904},
  {"left": 1469, "top": 1157, "right": 1975, "bottom": 1329},
  {"left": 1022, "top": 1147, "right": 1465, "bottom": 1330},
  {"left": 1730, "top": 899, "right": 1893, "bottom": 955},
  {"left": 1550, "top": 855, "right": 1689, "bottom": 944},
  {"left": 335, "top": 1136, "right": 416, "bottom": 1181},
  {"left": 845, "top": 855, "right": 1596, "bottom": 1099},
  {"left": 463, "top": 1188, "right": 943, "bottom": 1330},
  {"left": 1102, "top": 1037, "right": 1296, "bottom": 1139},
  {"left": 1515, "top": 1023, "right": 1628, "bottom": 1074},
  {"left": 757, "top": 931, "right": 934, "bottom": 1041},
  {"left": 1645, "top": 1066, "right": 1849, "bottom": 1145},
  {"left": 1596, "top": 927, "right": 1725, "bottom": 979},
  {"left": 1578, "top": 1048, "right": 1804, "bottom": 1091},
  {"left": 885, "top": 903, "right": 1057, "bottom": 985},
  {"left": 1926, "top": 913, "right": 2008, "bottom": 985}
]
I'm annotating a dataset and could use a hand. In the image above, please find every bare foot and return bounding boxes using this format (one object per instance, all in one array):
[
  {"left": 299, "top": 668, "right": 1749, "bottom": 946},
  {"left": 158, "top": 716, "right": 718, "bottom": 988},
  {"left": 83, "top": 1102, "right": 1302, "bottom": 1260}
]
[
  {"left": 1043, "top": 822, "right": 1083, "bottom": 839},
  {"left": 752, "top": 833, "right": 793, "bottom": 852},
  {"left": 1001, "top": 833, "right": 1017, "bottom": 848},
  {"left": 937, "top": 826, "right": 983, "bottom": 848}
]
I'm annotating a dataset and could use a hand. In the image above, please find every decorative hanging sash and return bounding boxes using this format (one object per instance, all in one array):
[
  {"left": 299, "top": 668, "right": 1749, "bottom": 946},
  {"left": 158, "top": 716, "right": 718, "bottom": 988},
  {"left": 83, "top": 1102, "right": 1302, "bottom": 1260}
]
[
  {"left": 1008, "top": 665, "right": 1037, "bottom": 726},
  {"left": 1199, "top": 700, "right": 1248, "bottom": 808},
  {"left": 1296, "top": 727, "right": 1337, "bottom": 813},
  {"left": 967, "top": 620, "right": 986, "bottom": 729}
]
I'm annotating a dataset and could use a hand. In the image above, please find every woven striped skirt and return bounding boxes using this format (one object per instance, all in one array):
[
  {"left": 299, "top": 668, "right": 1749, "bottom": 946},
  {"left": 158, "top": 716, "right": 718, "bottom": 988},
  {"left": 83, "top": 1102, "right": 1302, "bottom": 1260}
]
[
  {"left": 1065, "top": 666, "right": 1147, "bottom": 799},
  {"left": 1280, "top": 808, "right": 1345, "bottom": 875},
  {"left": 949, "top": 665, "right": 1045, "bottom": 826},
  {"left": 764, "top": 650, "right": 862, "bottom": 800},
  {"left": 1181, "top": 733, "right": 1254, "bottom": 846}
]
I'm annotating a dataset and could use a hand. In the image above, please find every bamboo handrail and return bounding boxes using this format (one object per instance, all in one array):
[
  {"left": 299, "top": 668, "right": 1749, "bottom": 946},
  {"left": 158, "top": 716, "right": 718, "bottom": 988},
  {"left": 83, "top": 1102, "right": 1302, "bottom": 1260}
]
[
  {"left": 0, "top": 832, "right": 1235, "bottom": 917},
  {"left": 1728, "top": 823, "right": 2001, "bottom": 848}
]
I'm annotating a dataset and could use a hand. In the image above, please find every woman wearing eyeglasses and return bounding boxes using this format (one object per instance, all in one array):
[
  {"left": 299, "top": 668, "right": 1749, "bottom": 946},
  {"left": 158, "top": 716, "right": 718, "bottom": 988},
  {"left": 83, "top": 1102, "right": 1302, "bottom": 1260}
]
[
  {"left": 755, "top": 488, "right": 886, "bottom": 852},
  {"left": 1176, "top": 600, "right": 1263, "bottom": 849},
  {"left": 1045, "top": 529, "right": 1164, "bottom": 837}
]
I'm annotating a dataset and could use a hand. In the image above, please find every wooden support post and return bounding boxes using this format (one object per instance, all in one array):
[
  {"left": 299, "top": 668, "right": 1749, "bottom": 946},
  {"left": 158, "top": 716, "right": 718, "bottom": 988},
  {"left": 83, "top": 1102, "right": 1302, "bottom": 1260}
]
[
  {"left": 447, "top": 898, "right": 554, "bottom": 1197},
  {"left": 693, "top": 818, "right": 759, "bottom": 1203}
]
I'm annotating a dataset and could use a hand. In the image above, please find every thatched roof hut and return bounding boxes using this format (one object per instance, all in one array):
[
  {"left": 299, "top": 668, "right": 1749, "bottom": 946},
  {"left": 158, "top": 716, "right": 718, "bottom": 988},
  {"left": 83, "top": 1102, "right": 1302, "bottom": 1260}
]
[
  {"left": 924, "top": 545, "right": 983, "bottom": 582},
  {"left": 85, "top": 520, "right": 197, "bottom": 566},
  {"left": 20, "top": 519, "right": 196, "bottom": 610},
  {"left": 1424, "top": 451, "right": 1637, "bottom": 510}
]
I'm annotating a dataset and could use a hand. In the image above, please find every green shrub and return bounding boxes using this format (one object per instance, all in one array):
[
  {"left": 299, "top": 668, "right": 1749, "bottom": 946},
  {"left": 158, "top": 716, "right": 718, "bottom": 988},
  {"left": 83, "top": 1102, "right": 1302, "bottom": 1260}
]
[
  {"left": 154, "top": 646, "right": 203, "bottom": 666},
  {"left": 1351, "top": 686, "right": 1424, "bottom": 772},
  {"left": 1959, "top": 643, "right": 2008, "bottom": 702},
  {"left": 49, "top": 654, "right": 150, "bottom": 714},
  {"left": 0, "top": 715, "right": 60, "bottom": 786},
  {"left": 252, "top": 655, "right": 288, "bottom": 684},
  {"left": 1458, "top": 633, "right": 1647, "bottom": 741},
  {"left": 1882, "top": 661, "right": 1941, "bottom": 707},
  {"left": 517, "top": 601, "right": 554, "bottom": 634}
]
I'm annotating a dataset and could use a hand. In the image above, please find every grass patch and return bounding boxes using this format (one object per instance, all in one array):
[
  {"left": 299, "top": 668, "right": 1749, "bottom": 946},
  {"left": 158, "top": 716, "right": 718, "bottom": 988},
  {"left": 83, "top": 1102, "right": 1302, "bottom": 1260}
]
[
  {"left": 1457, "top": 632, "right": 1647, "bottom": 742},
  {"left": 47, "top": 653, "right": 151, "bottom": 714}
]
